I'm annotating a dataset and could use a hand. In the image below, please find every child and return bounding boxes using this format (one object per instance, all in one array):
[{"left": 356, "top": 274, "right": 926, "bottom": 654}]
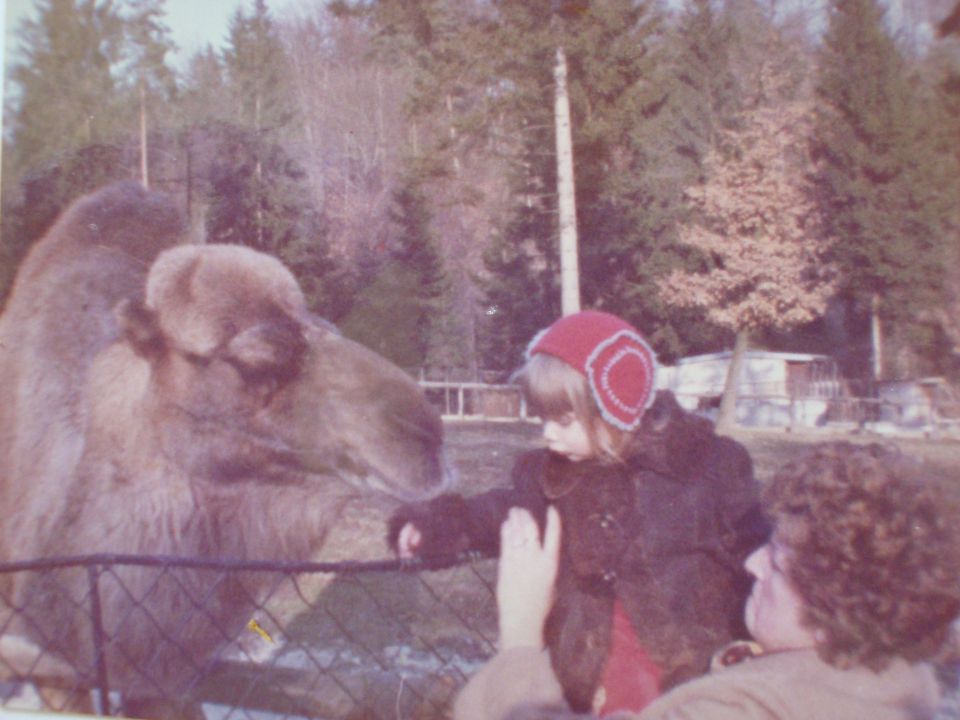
[{"left": 388, "top": 310, "right": 768, "bottom": 714}]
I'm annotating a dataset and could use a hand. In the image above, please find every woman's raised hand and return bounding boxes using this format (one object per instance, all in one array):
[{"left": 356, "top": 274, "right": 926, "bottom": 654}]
[{"left": 496, "top": 506, "right": 562, "bottom": 650}]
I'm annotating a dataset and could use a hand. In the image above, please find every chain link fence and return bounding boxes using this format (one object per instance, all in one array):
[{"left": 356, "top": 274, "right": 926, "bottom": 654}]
[{"left": 0, "top": 553, "right": 498, "bottom": 719}]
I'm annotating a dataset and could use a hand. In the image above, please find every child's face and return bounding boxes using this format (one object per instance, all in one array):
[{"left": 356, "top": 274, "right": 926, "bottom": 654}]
[{"left": 542, "top": 412, "right": 594, "bottom": 462}]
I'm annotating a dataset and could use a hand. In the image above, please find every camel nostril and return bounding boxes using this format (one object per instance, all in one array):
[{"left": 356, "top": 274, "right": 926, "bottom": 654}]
[{"left": 386, "top": 396, "right": 443, "bottom": 447}]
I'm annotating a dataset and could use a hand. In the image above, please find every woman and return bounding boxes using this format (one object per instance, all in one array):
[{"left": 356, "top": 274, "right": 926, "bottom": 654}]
[{"left": 456, "top": 442, "right": 960, "bottom": 720}]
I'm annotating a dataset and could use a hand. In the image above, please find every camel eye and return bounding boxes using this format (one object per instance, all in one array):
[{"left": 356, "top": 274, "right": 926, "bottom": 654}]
[
  {"left": 184, "top": 352, "right": 211, "bottom": 368},
  {"left": 229, "top": 357, "right": 291, "bottom": 387},
  {"left": 225, "top": 317, "right": 307, "bottom": 387}
]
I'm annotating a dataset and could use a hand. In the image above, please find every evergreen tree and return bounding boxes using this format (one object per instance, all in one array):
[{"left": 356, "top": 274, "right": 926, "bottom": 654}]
[
  {"left": 662, "top": 0, "right": 742, "bottom": 166},
  {"left": 814, "top": 0, "right": 952, "bottom": 378},
  {"left": 218, "top": 0, "right": 295, "bottom": 251},
  {"left": 338, "top": 263, "right": 424, "bottom": 368},
  {"left": 178, "top": 47, "right": 233, "bottom": 124},
  {"left": 340, "top": 176, "right": 450, "bottom": 368},
  {"left": 477, "top": 110, "right": 564, "bottom": 371},
  {"left": 339, "top": 0, "right": 684, "bottom": 369},
  {"left": 5, "top": 0, "right": 126, "bottom": 180},
  {"left": 204, "top": 123, "right": 294, "bottom": 250},
  {"left": 120, "top": 0, "right": 178, "bottom": 185},
  {"left": 121, "top": 0, "right": 177, "bottom": 92},
  {"left": 616, "top": 0, "right": 808, "bottom": 363},
  {"left": 1, "top": 0, "right": 174, "bottom": 302},
  {"left": 222, "top": 0, "right": 293, "bottom": 132},
  {"left": 476, "top": 0, "right": 677, "bottom": 364},
  {"left": 924, "top": 45, "right": 960, "bottom": 368},
  {"left": 391, "top": 179, "right": 450, "bottom": 361},
  {"left": 479, "top": 223, "right": 561, "bottom": 373}
]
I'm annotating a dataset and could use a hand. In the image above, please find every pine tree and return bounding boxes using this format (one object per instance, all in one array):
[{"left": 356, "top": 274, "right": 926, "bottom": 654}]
[
  {"left": 923, "top": 45, "right": 960, "bottom": 364},
  {"left": 217, "top": 0, "right": 296, "bottom": 251},
  {"left": 814, "top": 0, "right": 951, "bottom": 379},
  {"left": 479, "top": 225, "right": 561, "bottom": 374},
  {"left": 5, "top": 0, "right": 126, "bottom": 180},
  {"left": 120, "top": 0, "right": 178, "bottom": 186},
  {"left": 571, "top": 0, "right": 738, "bottom": 361},
  {"left": 390, "top": 178, "right": 448, "bottom": 363},
  {"left": 476, "top": 0, "right": 670, "bottom": 364},
  {"left": 2, "top": 0, "right": 169, "bottom": 302},
  {"left": 178, "top": 47, "right": 233, "bottom": 124},
  {"left": 339, "top": 176, "right": 452, "bottom": 369},
  {"left": 338, "top": 0, "right": 675, "bottom": 370},
  {"left": 222, "top": 0, "right": 293, "bottom": 133}
]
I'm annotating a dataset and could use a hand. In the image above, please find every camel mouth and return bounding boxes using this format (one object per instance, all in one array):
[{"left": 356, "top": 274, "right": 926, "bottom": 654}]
[
  {"left": 298, "top": 447, "right": 451, "bottom": 503},
  {"left": 339, "top": 463, "right": 452, "bottom": 503}
]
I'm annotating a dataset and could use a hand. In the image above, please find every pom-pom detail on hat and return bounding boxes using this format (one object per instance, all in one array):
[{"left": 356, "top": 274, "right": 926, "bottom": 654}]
[{"left": 526, "top": 310, "right": 657, "bottom": 430}]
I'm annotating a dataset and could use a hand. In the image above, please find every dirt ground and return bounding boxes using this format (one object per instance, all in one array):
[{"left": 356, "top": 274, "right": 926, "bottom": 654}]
[{"left": 444, "top": 420, "right": 960, "bottom": 493}]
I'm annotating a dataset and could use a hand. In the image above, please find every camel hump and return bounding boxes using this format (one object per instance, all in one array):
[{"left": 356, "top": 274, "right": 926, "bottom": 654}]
[
  {"left": 60, "top": 181, "right": 185, "bottom": 260},
  {"left": 21, "top": 182, "right": 187, "bottom": 285}
]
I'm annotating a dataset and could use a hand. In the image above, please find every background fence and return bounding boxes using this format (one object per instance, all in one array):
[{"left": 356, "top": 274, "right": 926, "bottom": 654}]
[
  {"left": 0, "top": 554, "right": 498, "bottom": 719},
  {"left": 418, "top": 378, "right": 960, "bottom": 433},
  {"left": 420, "top": 381, "right": 533, "bottom": 422}
]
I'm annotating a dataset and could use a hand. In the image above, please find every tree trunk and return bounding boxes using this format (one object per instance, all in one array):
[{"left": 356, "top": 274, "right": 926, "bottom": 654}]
[
  {"left": 255, "top": 92, "right": 264, "bottom": 248},
  {"left": 139, "top": 77, "right": 149, "bottom": 189},
  {"left": 717, "top": 329, "right": 749, "bottom": 434},
  {"left": 554, "top": 46, "right": 580, "bottom": 316},
  {"left": 871, "top": 293, "right": 883, "bottom": 381}
]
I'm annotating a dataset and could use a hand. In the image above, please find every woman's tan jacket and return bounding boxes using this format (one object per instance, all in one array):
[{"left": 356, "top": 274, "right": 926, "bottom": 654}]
[{"left": 454, "top": 645, "right": 941, "bottom": 720}]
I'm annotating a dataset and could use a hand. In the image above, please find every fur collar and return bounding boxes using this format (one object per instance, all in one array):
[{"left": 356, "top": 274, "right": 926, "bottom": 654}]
[{"left": 625, "top": 391, "right": 718, "bottom": 480}]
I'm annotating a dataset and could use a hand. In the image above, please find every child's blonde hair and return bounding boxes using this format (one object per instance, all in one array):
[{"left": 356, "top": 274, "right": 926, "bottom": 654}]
[{"left": 513, "top": 353, "right": 631, "bottom": 464}]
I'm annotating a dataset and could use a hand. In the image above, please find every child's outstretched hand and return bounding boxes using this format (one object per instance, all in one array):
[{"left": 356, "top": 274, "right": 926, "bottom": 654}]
[
  {"left": 496, "top": 506, "right": 561, "bottom": 651},
  {"left": 396, "top": 522, "right": 422, "bottom": 559}
]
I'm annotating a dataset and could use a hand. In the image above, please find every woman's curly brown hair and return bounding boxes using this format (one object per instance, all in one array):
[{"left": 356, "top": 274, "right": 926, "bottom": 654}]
[{"left": 765, "top": 441, "right": 960, "bottom": 672}]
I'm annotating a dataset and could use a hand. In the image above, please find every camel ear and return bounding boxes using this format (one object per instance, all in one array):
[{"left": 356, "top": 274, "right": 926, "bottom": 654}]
[{"left": 115, "top": 298, "right": 165, "bottom": 358}]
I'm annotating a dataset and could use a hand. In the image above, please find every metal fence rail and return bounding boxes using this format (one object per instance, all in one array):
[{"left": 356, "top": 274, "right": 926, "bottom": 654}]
[
  {"left": 0, "top": 553, "right": 498, "bottom": 719},
  {"left": 420, "top": 379, "right": 960, "bottom": 432},
  {"left": 420, "top": 381, "right": 533, "bottom": 422}
]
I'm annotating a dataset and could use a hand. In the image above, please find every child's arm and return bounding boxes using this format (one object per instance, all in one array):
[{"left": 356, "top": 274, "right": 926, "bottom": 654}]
[{"left": 386, "top": 450, "right": 550, "bottom": 560}]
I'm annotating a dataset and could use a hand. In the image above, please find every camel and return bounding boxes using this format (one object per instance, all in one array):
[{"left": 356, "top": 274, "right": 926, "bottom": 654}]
[{"left": 0, "top": 181, "right": 450, "bottom": 717}]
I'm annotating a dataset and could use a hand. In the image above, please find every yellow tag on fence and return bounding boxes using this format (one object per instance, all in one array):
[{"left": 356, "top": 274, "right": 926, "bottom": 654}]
[{"left": 246, "top": 617, "right": 274, "bottom": 644}]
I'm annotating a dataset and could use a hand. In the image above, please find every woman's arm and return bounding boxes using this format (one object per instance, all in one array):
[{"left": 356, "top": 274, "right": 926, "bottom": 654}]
[{"left": 454, "top": 507, "right": 566, "bottom": 720}]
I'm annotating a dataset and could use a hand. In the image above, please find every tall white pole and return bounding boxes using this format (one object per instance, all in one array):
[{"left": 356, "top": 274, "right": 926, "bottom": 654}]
[{"left": 554, "top": 46, "right": 580, "bottom": 315}]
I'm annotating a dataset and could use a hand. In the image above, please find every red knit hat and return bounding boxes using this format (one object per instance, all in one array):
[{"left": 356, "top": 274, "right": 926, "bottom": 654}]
[{"left": 526, "top": 310, "right": 657, "bottom": 431}]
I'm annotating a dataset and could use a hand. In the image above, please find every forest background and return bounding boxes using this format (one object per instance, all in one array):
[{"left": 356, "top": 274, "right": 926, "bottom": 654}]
[{"left": 2, "top": 0, "right": 959, "bottom": 385}]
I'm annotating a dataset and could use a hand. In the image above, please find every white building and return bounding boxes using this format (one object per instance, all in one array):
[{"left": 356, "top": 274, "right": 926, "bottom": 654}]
[{"left": 657, "top": 350, "right": 841, "bottom": 428}]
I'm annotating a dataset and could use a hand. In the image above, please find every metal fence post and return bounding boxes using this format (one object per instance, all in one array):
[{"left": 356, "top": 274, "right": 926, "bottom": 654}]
[{"left": 87, "top": 564, "right": 111, "bottom": 716}]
